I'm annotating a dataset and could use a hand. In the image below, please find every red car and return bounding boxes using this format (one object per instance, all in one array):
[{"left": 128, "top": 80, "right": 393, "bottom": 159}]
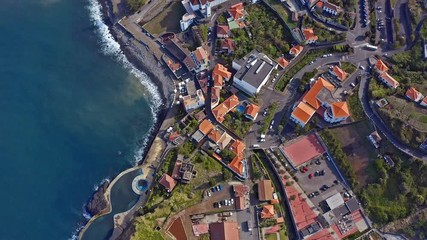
[{"left": 309, "top": 173, "right": 313, "bottom": 179}]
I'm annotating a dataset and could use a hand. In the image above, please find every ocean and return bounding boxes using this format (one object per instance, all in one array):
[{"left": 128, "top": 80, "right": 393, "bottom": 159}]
[{"left": 0, "top": 0, "right": 159, "bottom": 239}]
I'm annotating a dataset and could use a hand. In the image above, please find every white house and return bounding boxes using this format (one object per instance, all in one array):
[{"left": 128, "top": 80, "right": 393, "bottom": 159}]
[
  {"left": 191, "top": 46, "right": 209, "bottom": 73},
  {"left": 323, "top": 102, "right": 350, "bottom": 123},
  {"left": 378, "top": 72, "right": 400, "bottom": 89},
  {"left": 182, "top": 89, "right": 205, "bottom": 112},
  {"left": 180, "top": 13, "right": 196, "bottom": 31},
  {"left": 232, "top": 50, "right": 277, "bottom": 96},
  {"left": 322, "top": 1, "right": 340, "bottom": 15},
  {"left": 405, "top": 87, "right": 424, "bottom": 102}
]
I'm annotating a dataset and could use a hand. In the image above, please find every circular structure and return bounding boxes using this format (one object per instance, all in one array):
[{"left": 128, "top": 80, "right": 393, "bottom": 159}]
[{"left": 132, "top": 174, "right": 147, "bottom": 195}]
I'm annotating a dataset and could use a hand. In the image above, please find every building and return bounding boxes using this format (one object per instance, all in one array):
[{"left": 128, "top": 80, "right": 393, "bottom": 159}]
[
  {"left": 213, "top": 63, "right": 232, "bottom": 85},
  {"left": 302, "top": 28, "right": 318, "bottom": 44},
  {"left": 186, "top": 0, "right": 228, "bottom": 18},
  {"left": 192, "top": 119, "right": 214, "bottom": 142},
  {"left": 322, "top": 0, "right": 340, "bottom": 15},
  {"left": 217, "top": 25, "right": 230, "bottom": 38},
  {"left": 180, "top": 13, "right": 196, "bottom": 31},
  {"left": 191, "top": 46, "right": 209, "bottom": 72},
  {"left": 324, "top": 102, "right": 350, "bottom": 123},
  {"left": 261, "top": 205, "right": 275, "bottom": 219},
  {"left": 228, "top": 3, "right": 245, "bottom": 21},
  {"left": 158, "top": 174, "right": 177, "bottom": 192},
  {"left": 406, "top": 87, "right": 424, "bottom": 102},
  {"left": 163, "top": 38, "right": 196, "bottom": 72},
  {"left": 228, "top": 140, "right": 246, "bottom": 176},
  {"left": 208, "top": 126, "right": 233, "bottom": 149},
  {"left": 289, "top": 45, "right": 304, "bottom": 57},
  {"left": 232, "top": 50, "right": 277, "bottom": 96},
  {"left": 329, "top": 65, "right": 349, "bottom": 82},
  {"left": 233, "top": 184, "right": 249, "bottom": 210},
  {"left": 277, "top": 57, "right": 289, "bottom": 69},
  {"left": 212, "top": 95, "right": 239, "bottom": 122},
  {"left": 368, "top": 131, "right": 382, "bottom": 148},
  {"left": 375, "top": 59, "right": 389, "bottom": 72},
  {"left": 378, "top": 72, "right": 400, "bottom": 89},
  {"left": 258, "top": 179, "right": 274, "bottom": 201},
  {"left": 245, "top": 103, "right": 260, "bottom": 121},
  {"left": 290, "top": 77, "right": 350, "bottom": 127},
  {"left": 209, "top": 221, "right": 240, "bottom": 240},
  {"left": 220, "top": 38, "right": 235, "bottom": 54},
  {"left": 227, "top": 3, "right": 247, "bottom": 29},
  {"left": 290, "top": 102, "right": 316, "bottom": 127},
  {"left": 182, "top": 89, "right": 205, "bottom": 112},
  {"left": 421, "top": 96, "right": 427, "bottom": 107}
]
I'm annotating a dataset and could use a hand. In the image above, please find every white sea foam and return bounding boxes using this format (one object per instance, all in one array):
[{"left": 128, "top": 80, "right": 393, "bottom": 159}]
[
  {"left": 70, "top": 1, "right": 164, "bottom": 239},
  {"left": 86, "top": 0, "right": 163, "bottom": 164}
]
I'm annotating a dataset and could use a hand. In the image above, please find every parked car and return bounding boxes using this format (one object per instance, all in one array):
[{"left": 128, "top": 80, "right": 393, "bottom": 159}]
[{"left": 350, "top": 82, "right": 356, "bottom": 88}]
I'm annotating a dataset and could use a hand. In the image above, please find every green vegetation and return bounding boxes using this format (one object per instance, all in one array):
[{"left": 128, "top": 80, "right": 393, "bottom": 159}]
[
  {"left": 251, "top": 155, "right": 264, "bottom": 180},
  {"left": 390, "top": 43, "right": 427, "bottom": 91},
  {"left": 302, "top": 16, "right": 347, "bottom": 42},
  {"left": 260, "top": 103, "right": 277, "bottom": 134},
  {"left": 359, "top": 156, "right": 427, "bottom": 225},
  {"left": 223, "top": 111, "right": 253, "bottom": 138},
  {"left": 143, "top": 1, "right": 185, "bottom": 34},
  {"left": 320, "top": 129, "right": 359, "bottom": 189},
  {"left": 217, "top": 14, "right": 227, "bottom": 25},
  {"left": 178, "top": 141, "right": 196, "bottom": 158},
  {"left": 399, "top": 211, "right": 427, "bottom": 239},
  {"left": 275, "top": 45, "right": 351, "bottom": 91},
  {"left": 341, "top": 62, "right": 357, "bottom": 74},
  {"left": 134, "top": 151, "right": 223, "bottom": 239},
  {"left": 369, "top": 79, "right": 394, "bottom": 99},
  {"left": 232, "top": 5, "right": 292, "bottom": 59},
  {"left": 299, "top": 69, "right": 318, "bottom": 92},
  {"left": 264, "top": 0, "right": 297, "bottom": 28},
  {"left": 347, "top": 89, "right": 366, "bottom": 121},
  {"left": 220, "top": 149, "right": 236, "bottom": 163},
  {"left": 127, "top": 0, "right": 147, "bottom": 11},
  {"left": 158, "top": 149, "right": 178, "bottom": 177},
  {"left": 199, "top": 24, "right": 208, "bottom": 42},
  {"left": 377, "top": 96, "right": 427, "bottom": 147}
]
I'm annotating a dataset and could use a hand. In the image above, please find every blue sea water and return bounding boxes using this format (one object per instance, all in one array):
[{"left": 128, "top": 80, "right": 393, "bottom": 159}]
[{"left": 0, "top": 0, "right": 159, "bottom": 239}]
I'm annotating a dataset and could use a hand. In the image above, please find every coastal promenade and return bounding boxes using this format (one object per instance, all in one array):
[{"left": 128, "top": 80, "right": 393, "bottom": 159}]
[{"left": 79, "top": 106, "right": 178, "bottom": 240}]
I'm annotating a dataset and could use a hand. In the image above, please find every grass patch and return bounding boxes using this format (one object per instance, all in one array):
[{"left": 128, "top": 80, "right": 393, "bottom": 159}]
[
  {"left": 259, "top": 102, "right": 277, "bottom": 134},
  {"left": 232, "top": 4, "right": 293, "bottom": 59},
  {"left": 263, "top": 0, "right": 297, "bottom": 29},
  {"left": 341, "top": 62, "right": 357, "bottom": 74},
  {"left": 347, "top": 89, "right": 365, "bottom": 121},
  {"left": 143, "top": 1, "right": 185, "bottom": 34},
  {"left": 222, "top": 111, "right": 254, "bottom": 138},
  {"left": 133, "top": 150, "right": 223, "bottom": 239}
]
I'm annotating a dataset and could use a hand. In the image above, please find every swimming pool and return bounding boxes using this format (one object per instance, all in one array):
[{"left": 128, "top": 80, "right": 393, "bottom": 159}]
[{"left": 237, "top": 105, "right": 245, "bottom": 113}]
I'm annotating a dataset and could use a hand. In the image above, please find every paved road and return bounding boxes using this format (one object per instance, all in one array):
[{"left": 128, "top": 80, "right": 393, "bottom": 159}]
[{"left": 358, "top": 70, "right": 427, "bottom": 161}]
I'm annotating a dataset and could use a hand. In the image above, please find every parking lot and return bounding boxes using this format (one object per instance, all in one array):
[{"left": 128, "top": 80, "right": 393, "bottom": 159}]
[{"left": 293, "top": 155, "right": 348, "bottom": 209}]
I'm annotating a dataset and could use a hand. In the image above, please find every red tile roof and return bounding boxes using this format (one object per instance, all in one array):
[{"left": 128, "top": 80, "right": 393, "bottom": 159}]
[
  {"left": 199, "top": 119, "right": 214, "bottom": 135},
  {"left": 261, "top": 205, "right": 275, "bottom": 219},
  {"left": 332, "top": 65, "right": 349, "bottom": 81},
  {"left": 217, "top": 25, "right": 230, "bottom": 36},
  {"left": 303, "top": 28, "right": 318, "bottom": 42},
  {"left": 303, "top": 77, "right": 335, "bottom": 109},
  {"left": 290, "top": 45, "right": 304, "bottom": 55},
  {"left": 406, "top": 87, "right": 423, "bottom": 101},
  {"left": 159, "top": 174, "right": 177, "bottom": 192},
  {"left": 376, "top": 59, "right": 389, "bottom": 72},
  {"left": 229, "top": 153, "right": 244, "bottom": 175},
  {"left": 208, "top": 129, "right": 224, "bottom": 143},
  {"left": 245, "top": 103, "right": 260, "bottom": 119},
  {"left": 291, "top": 101, "right": 316, "bottom": 125},
  {"left": 229, "top": 3, "right": 245, "bottom": 20},
  {"left": 194, "top": 46, "right": 208, "bottom": 63},
  {"left": 209, "top": 222, "right": 240, "bottom": 240},
  {"left": 331, "top": 101, "right": 350, "bottom": 118},
  {"left": 258, "top": 179, "right": 274, "bottom": 201},
  {"left": 380, "top": 72, "right": 400, "bottom": 88},
  {"left": 277, "top": 57, "right": 289, "bottom": 69},
  {"left": 167, "top": 217, "right": 187, "bottom": 240},
  {"left": 212, "top": 95, "right": 239, "bottom": 122},
  {"left": 221, "top": 38, "right": 234, "bottom": 51}
]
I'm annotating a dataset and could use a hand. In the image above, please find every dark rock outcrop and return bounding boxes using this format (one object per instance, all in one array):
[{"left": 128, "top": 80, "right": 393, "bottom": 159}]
[{"left": 86, "top": 181, "right": 109, "bottom": 217}]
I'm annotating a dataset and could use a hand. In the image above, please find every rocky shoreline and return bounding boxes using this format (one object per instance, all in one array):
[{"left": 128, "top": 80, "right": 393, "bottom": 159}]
[{"left": 81, "top": 0, "right": 175, "bottom": 235}]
